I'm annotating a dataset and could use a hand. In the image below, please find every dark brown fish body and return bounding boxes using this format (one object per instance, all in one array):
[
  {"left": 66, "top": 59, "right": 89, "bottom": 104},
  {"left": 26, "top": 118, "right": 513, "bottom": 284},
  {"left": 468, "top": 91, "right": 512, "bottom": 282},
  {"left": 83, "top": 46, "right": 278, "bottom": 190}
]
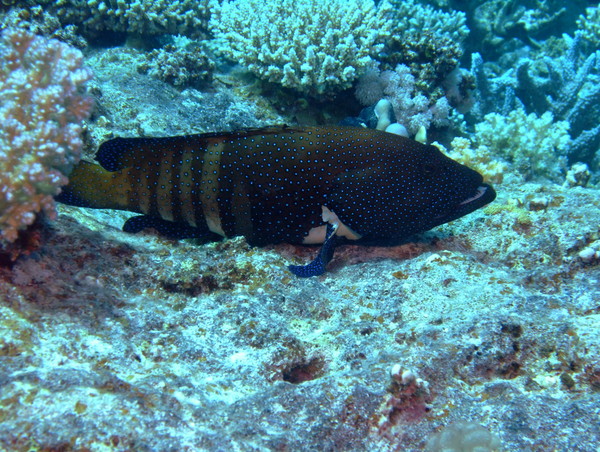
[{"left": 57, "top": 126, "right": 495, "bottom": 274}]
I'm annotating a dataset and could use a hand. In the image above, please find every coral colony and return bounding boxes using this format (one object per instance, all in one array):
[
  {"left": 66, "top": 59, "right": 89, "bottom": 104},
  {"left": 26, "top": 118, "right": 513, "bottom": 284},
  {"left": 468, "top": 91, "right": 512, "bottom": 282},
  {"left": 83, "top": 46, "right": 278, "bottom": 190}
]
[{"left": 1, "top": 1, "right": 599, "bottom": 451}]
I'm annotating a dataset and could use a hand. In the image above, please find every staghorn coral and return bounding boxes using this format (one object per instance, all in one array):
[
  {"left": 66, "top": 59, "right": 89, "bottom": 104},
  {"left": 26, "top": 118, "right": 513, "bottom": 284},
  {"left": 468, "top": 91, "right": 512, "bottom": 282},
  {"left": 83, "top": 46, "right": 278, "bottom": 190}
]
[
  {"left": 469, "top": 0, "right": 582, "bottom": 57},
  {"left": 210, "top": 0, "right": 391, "bottom": 97},
  {"left": 0, "top": 28, "right": 93, "bottom": 243},
  {"left": 470, "top": 33, "right": 600, "bottom": 167},
  {"left": 514, "top": 34, "right": 600, "bottom": 165},
  {"left": 469, "top": 51, "right": 518, "bottom": 119}
]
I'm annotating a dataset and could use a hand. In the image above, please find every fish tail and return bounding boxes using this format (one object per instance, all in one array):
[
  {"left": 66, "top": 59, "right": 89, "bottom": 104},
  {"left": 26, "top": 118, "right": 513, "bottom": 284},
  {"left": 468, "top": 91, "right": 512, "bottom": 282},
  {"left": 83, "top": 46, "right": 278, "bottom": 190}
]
[{"left": 56, "top": 160, "right": 130, "bottom": 210}]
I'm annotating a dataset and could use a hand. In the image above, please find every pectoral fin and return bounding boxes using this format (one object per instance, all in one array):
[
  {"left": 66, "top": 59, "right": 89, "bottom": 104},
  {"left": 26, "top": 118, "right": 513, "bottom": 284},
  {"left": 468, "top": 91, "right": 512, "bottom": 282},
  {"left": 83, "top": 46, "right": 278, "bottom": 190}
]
[{"left": 289, "top": 222, "right": 338, "bottom": 278}]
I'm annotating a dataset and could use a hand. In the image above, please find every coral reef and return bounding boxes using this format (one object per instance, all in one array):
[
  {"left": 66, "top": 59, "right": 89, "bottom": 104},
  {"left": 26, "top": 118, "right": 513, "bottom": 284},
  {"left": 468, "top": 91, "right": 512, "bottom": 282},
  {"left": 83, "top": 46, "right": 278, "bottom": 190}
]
[
  {"left": 468, "top": 0, "right": 587, "bottom": 57},
  {"left": 356, "top": 65, "right": 451, "bottom": 136},
  {"left": 472, "top": 109, "right": 570, "bottom": 181},
  {"left": 385, "top": 0, "right": 469, "bottom": 44},
  {"left": 353, "top": 1, "right": 476, "bottom": 135},
  {"left": 210, "top": 0, "right": 391, "bottom": 97},
  {"left": 0, "top": 28, "right": 92, "bottom": 243},
  {"left": 21, "top": 0, "right": 216, "bottom": 40},
  {"left": 469, "top": 51, "right": 517, "bottom": 118},
  {"left": 0, "top": 1, "right": 599, "bottom": 451},
  {"left": 434, "top": 137, "right": 508, "bottom": 184},
  {"left": 514, "top": 35, "right": 600, "bottom": 165},
  {"left": 576, "top": 2, "right": 600, "bottom": 52},
  {"left": 83, "top": 45, "right": 279, "bottom": 146},
  {"left": 470, "top": 32, "right": 600, "bottom": 168},
  {"left": 137, "top": 40, "right": 215, "bottom": 89},
  {"left": 381, "top": 0, "right": 468, "bottom": 91},
  {"left": 0, "top": 5, "right": 87, "bottom": 48}
]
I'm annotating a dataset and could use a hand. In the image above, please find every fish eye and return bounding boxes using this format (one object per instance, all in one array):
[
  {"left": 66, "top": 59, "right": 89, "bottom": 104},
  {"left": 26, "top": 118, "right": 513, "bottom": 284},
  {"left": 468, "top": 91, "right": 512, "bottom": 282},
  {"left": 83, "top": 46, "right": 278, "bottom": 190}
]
[{"left": 422, "top": 163, "right": 437, "bottom": 174}]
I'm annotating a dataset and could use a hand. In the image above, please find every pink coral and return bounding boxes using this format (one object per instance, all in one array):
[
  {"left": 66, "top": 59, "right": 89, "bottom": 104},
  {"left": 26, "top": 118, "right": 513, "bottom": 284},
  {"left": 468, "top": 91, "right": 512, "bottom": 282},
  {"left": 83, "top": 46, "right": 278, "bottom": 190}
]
[
  {"left": 382, "top": 65, "right": 450, "bottom": 135},
  {"left": 0, "top": 28, "right": 93, "bottom": 242}
]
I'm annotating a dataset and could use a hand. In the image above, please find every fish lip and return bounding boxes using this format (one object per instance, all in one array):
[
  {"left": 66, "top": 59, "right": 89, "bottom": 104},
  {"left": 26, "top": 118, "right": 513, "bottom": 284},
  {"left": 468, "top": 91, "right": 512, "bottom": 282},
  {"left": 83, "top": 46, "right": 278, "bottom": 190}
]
[
  {"left": 455, "top": 183, "right": 496, "bottom": 214},
  {"left": 434, "top": 183, "right": 497, "bottom": 223},
  {"left": 458, "top": 183, "right": 495, "bottom": 207}
]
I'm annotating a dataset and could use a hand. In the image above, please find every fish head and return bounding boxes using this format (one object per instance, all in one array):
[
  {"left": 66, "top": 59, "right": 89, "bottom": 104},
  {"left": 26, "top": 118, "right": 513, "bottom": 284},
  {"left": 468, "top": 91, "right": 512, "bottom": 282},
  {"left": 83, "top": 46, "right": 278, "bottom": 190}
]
[{"left": 326, "top": 138, "right": 496, "bottom": 243}]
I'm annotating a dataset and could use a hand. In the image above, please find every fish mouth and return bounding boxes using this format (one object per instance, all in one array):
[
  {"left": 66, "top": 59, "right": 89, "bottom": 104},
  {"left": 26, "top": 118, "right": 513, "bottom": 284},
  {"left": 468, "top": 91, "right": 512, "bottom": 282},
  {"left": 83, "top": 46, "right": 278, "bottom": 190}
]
[
  {"left": 458, "top": 184, "right": 495, "bottom": 208},
  {"left": 435, "top": 183, "right": 497, "bottom": 224}
]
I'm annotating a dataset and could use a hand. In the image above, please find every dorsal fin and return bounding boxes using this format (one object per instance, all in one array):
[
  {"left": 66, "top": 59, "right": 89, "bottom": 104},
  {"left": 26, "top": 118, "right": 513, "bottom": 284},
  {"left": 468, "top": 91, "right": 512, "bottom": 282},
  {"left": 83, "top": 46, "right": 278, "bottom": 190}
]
[
  {"left": 95, "top": 126, "right": 294, "bottom": 172},
  {"left": 95, "top": 136, "right": 194, "bottom": 171}
]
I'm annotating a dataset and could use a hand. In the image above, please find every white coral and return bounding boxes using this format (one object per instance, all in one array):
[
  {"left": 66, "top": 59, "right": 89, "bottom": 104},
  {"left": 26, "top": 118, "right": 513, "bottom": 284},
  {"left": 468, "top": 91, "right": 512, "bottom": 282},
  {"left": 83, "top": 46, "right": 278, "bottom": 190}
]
[
  {"left": 577, "top": 3, "right": 600, "bottom": 49},
  {"left": 211, "top": 0, "right": 391, "bottom": 96},
  {"left": 37, "top": 0, "right": 216, "bottom": 37},
  {"left": 475, "top": 109, "right": 570, "bottom": 181},
  {"left": 384, "top": 0, "right": 469, "bottom": 43}
]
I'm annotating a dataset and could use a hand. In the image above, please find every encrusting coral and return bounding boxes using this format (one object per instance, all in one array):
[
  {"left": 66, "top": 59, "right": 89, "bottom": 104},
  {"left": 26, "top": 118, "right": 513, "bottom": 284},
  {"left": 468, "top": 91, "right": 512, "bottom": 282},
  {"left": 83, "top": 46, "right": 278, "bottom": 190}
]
[{"left": 0, "top": 28, "right": 93, "bottom": 243}]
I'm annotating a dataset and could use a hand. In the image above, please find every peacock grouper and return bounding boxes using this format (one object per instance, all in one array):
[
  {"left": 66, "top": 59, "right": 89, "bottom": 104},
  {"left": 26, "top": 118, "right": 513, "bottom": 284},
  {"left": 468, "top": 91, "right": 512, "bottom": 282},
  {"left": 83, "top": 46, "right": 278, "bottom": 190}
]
[{"left": 55, "top": 126, "right": 496, "bottom": 277}]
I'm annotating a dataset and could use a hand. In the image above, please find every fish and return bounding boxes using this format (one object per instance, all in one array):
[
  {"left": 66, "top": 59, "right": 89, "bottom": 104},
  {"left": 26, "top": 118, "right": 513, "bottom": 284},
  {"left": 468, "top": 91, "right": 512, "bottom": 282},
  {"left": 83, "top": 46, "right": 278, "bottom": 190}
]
[{"left": 55, "top": 125, "right": 496, "bottom": 277}]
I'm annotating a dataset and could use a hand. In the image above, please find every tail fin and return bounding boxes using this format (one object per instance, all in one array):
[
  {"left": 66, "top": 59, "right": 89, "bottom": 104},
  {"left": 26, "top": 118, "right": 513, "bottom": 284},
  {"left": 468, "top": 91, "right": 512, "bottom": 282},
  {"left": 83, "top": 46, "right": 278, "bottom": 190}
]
[{"left": 55, "top": 160, "right": 129, "bottom": 210}]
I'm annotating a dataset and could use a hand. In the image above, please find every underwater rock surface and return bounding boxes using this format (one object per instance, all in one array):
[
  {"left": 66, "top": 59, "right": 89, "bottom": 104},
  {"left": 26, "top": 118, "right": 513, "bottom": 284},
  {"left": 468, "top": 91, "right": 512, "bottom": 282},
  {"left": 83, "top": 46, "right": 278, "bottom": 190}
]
[{"left": 1, "top": 182, "right": 599, "bottom": 451}]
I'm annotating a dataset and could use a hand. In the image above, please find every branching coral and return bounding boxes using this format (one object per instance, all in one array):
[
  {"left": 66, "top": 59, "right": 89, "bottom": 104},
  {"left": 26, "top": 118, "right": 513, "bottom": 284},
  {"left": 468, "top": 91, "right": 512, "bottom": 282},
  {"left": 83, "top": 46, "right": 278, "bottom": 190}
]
[
  {"left": 137, "top": 40, "right": 215, "bottom": 88},
  {"left": 210, "top": 0, "right": 391, "bottom": 97},
  {"left": 0, "top": 5, "right": 86, "bottom": 48},
  {"left": 514, "top": 35, "right": 600, "bottom": 164},
  {"left": 436, "top": 108, "right": 571, "bottom": 183},
  {"left": 15, "top": 0, "right": 216, "bottom": 40},
  {"left": 380, "top": 0, "right": 468, "bottom": 92},
  {"left": 434, "top": 138, "right": 508, "bottom": 184},
  {"left": 576, "top": 2, "right": 600, "bottom": 52},
  {"left": 471, "top": 33, "right": 600, "bottom": 167},
  {"left": 474, "top": 109, "right": 570, "bottom": 181},
  {"left": 470, "top": 0, "right": 573, "bottom": 57},
  {"left": 385, "top": 0, "right": 469, "bottom": 44},
  {"left": 0, "top": 28, "right": 93, "bottom": 242}
]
